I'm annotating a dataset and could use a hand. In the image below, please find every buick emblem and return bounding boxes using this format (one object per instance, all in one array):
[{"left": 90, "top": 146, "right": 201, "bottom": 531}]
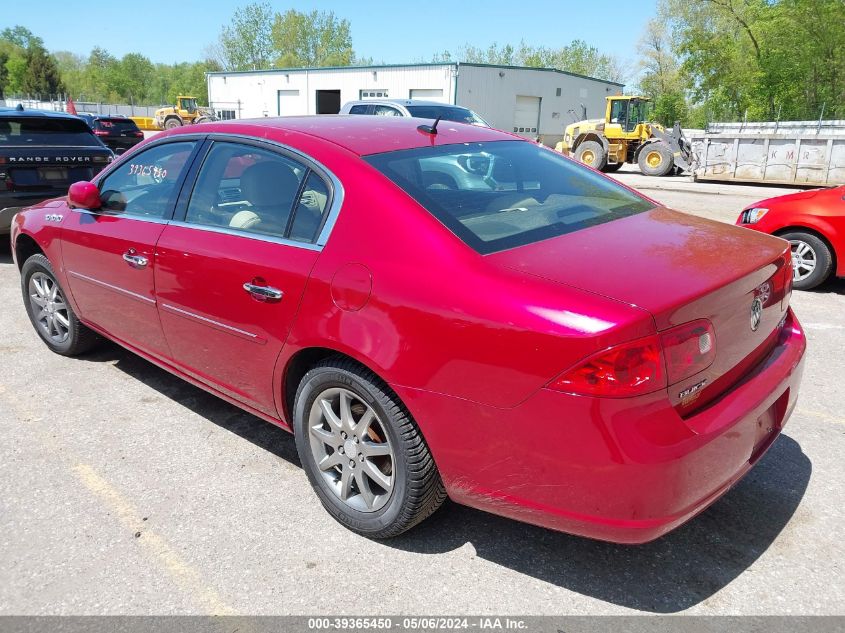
[{"left": 750, "top": 296, "right": 763, "bottom": 331}]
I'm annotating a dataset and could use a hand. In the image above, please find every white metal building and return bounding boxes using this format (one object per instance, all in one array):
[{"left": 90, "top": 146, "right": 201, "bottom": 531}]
[{"left": 207, "top": 63, "right": 623, "bottom": 145}]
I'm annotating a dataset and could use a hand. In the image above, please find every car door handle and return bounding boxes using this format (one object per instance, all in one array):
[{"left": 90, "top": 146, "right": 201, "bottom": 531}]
[
  {"left": 243, "top": 282, "right": 283, "bottom": 302},
  {"left": 122, "top": 249, "right": 148, "bottom": 269}
]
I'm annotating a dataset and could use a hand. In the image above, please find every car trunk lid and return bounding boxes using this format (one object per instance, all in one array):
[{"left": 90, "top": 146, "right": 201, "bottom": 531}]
[{"left": 488, "top": 208, "right": 792, "bottom": 412}]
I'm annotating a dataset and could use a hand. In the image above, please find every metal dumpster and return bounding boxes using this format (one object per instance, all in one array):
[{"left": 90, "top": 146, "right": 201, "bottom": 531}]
[{"left": 690, "top": 120, "right": 845, "bottom": 186}]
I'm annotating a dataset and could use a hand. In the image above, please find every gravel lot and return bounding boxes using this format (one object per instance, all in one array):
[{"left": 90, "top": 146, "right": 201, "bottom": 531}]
[{"left": 1, "top": 170, "right": 843, "bottom": 616}]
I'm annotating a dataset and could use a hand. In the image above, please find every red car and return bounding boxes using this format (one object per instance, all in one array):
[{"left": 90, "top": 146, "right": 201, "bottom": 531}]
[
  {"left": 11, "top": 117, "right": 806, "bottom": 543},
  {"left": 737, "top": 185, "right": 844, "bottom": 290}
]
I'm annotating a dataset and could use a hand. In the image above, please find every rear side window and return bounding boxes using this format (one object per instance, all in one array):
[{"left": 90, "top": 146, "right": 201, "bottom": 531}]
[
  {"left": 348, "top": 105, "right": 369, "bottom": 114},
  {"left": 0, "top": 116, "right": 102, "bottom": 147},
  {"left": 373, "top": 105, "right": 402, "bottom": 117},
  {"left": 365, "top": 140, "right": 654, "bottom": 254},
  {"left": 184, "top": 142, "right": 331, "bottom": 244}
]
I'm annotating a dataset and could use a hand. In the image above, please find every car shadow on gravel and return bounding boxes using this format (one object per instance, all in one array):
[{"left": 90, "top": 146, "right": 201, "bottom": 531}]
[
  {"left": 80, "top": 341, "right": 301, "bottom": 468},
  {"left": 82, "top": 339, "right": 810, "bottom": 614},
  {"left": 806, "top": 277, "right": 845, "bottom": 296}
]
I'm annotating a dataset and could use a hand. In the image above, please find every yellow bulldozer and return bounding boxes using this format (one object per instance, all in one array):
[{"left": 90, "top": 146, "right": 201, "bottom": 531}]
[
  {"left": 153, "top": 96, "right": 217, "bottom": 130},
  {"left": 555, "top": 95, "right": 692, "bottom": 176}
]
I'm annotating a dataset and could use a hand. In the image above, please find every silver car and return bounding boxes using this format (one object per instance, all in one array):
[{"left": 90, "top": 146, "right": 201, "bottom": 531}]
[{"left": 339, "top": 99, "right": 489, "bottom": 126}]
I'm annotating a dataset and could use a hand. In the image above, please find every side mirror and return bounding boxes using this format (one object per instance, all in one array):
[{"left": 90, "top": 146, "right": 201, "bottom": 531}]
[{"left": 68, "top": 181, "right": 101, "bottom": 210}]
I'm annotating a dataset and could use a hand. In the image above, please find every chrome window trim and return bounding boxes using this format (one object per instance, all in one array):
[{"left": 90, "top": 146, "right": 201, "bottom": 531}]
[
  {"left": 161, "top": 303, "right": 264, "bottom": 343},
  {"left": 71, "top": 208, "right": 172, "bottom": 225},
  {"left": 168, "top": 220, "right": 321, "bottom": 251},
  {"left": 68, "top": 270, "right": 156, "bottom": 304}
]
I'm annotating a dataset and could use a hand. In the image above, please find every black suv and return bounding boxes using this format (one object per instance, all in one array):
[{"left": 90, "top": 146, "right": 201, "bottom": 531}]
[
  {"left": 77, "top": 113, "right": 144, "bottom": 154},
  {"left": 1, "top": 105, "right": 113, "bottom": 236}
]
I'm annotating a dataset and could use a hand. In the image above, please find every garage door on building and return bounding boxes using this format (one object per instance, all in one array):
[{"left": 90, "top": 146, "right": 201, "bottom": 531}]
[
  {"left": 277, "top": 90, "right": 300, "bottom": 116},
  {"left": 410, "top": 89, "right": 446, "bottom": 102},
  {"left": 513, "top": 96, "right": 541, "bottom": 138}
]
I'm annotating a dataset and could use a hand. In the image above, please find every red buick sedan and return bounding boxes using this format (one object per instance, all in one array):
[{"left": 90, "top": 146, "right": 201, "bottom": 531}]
[
  {"left": 11, "top": 117, "right": 806, "bottom": 543},
  {"left": 737, "top": 185, "right": 845, "bottom": 290}
]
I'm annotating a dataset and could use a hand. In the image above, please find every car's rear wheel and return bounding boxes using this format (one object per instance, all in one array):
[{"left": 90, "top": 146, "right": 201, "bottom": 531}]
[
  {"left": 575, "top": 140, "right": 607, "bottom": 171},
  {"left": 293, "top": 358, "right": 446, "bottom": 538},
  {"left": 21, "top": 254, "right": 99, "bottom": 355},
  {"left": 638, "top": 143, "right": 674, "bottom": 176},
  {"left": 781, "top": 231, "right": 833, "bottom": 290}
]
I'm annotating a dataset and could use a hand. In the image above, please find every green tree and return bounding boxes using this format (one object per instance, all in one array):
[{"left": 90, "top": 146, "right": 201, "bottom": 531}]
[
  {"left": 21, "top": 46, "right": 64, "bottom": 96},
  {"left": 438, "top": 40, "right": 627, "bottom": 83},
  {"left": 271, "top": 9, "right": 354, "bottom": 67},
  {"left": 661, "top": 0, "right": 845, "bottom": 121},
  {"left": 216, "top": 2, "right": 274, "bottom": 71},
  {"left": 0, "top": 26, "right": 43, "bottom": 50},
  {"left": 115, "top": 53, "right": 156, "bottom": 103},
  {"left": 636, "top": 19, "right": 688, "bottom": 126}
]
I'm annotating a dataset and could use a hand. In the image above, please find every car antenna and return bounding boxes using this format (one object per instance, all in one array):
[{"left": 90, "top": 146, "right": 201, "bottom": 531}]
[{"left": 417, "top": 115, "right": 442, "bottom": 135}]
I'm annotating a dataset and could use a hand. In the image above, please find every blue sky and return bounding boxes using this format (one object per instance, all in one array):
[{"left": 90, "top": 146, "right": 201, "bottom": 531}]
[{"left": 3, "top": 0, "right": 657, "bottom": 73}]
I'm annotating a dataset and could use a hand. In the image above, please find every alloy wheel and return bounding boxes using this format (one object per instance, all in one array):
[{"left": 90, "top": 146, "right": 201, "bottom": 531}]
[
  {"left": 790, "top": 240, "right": 817, "bottom": 281},
  {"left": 28, "top": 272, "right": 70, "bottom": 344},
  {"left": 307, "top": 387, "right": 395, "bottom": 513}
]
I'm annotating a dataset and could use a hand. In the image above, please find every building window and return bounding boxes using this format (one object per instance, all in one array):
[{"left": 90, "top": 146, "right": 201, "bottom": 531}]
[
  {"left": 556, "top": 88, "right": 562, "bottom": 97},
  {"left": 217, "top": 109, "right": 236, "bottom": 120},
  {"left": 360, "top": 90, "right": 388, "bottom": 99}
]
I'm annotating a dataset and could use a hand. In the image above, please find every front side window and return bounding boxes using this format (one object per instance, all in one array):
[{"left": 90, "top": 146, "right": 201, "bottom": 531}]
[
  {"left": 365, "top": 140, "right": 654, "bottom": 254},
  {"left": 97, "top": 141, "right": 196, "bottom": 218},
  {"left": 609, "top": 100, "right": 628, "bottom": 125},
  {"left": 184, "top": 142, "right": 331, "bottom": 243}
]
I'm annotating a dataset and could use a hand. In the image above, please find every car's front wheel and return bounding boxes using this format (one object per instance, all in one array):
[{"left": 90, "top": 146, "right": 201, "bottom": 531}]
[
  {"left": 781, "top": 231, "right": 834, "bottom": 290},
  {"left": 20, "top": 254, "right": 99, "bottom": 356},
  {"left": 294, "top": 358, "right": 446, "bottom": 538}
]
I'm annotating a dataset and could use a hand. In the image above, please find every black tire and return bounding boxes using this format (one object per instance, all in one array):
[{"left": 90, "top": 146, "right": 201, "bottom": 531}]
[
  {"left": 293, "top": 357, "right": 446, "bottom": 538},
  {"left": 20, "top": 254, "right": 99, "bottom": 356},
  {"left": 575, "top": 140, "right": 607, "bottom": 171},
  {"left": 637, "top": 143, "right": 675, "bottom": 176},
  {"left": 603, "top": 162, "right": 624, "bottom": 173},
  {"left": 780, "top": 231, "right": 834, "bottom": 290},
  {"left": 164, "top": 117, "right": 182, "bottom": 129}
]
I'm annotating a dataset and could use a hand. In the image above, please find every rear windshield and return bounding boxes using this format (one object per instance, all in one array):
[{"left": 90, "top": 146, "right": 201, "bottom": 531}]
[
  {"left": 365, "top": 140, "right": 654, "bottom": 254},
  {"left": 405, "top": 105, "right": 488, "bottom": 126},
  {"left": 95, "top": 118, "right": 139, "bottom": 132},
  {"left": 0, "top": 116, "right": 102, "bottom": 146}
]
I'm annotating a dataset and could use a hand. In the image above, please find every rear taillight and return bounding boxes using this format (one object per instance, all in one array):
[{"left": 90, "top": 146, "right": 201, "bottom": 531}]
[
  {"left": 134, "top": 131, "right": 144, "bottom": 137},
  {"left": 659, "top": 319, "right": 716, "bottom": 385},
  {"left": 782, "top": 250, "right": 793, "bottom": 309},
  {"left": 550, "top": 335, "right": 666, "bottom": 398}
]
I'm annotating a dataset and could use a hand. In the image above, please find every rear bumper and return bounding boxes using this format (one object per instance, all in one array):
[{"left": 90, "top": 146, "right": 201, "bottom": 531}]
[
  {"left": 398, "top": 309, "right": 807, "bottom": 543},
  {"left": 0, "top": 205, "right": 18, "bottom": 235}
]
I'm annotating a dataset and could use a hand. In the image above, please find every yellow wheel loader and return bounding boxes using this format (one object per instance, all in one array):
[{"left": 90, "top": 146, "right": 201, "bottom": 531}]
[
  {"left": 555, "top": 96, "right": 692, "bottom": 177},
  {"left": 153, "top": 96, "right": 217, "bottom": 130}
]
